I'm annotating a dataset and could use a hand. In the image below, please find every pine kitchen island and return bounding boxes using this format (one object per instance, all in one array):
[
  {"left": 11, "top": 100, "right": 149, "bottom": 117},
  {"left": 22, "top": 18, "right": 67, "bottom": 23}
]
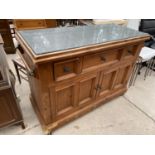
[{"left": 15, "top": 24, "right": 150, "bottom": 134}]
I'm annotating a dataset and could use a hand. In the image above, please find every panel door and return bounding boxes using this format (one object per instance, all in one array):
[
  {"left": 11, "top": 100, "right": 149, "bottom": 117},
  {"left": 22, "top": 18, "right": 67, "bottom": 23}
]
[
  {"left": 54, "top": 82, "right": 78, "bottom": 119},
  {"left": 97, "top": 67, "right": 118, "bottom": 98},
  {"left": 78, "top": 73, "right": 99, "bottom": 106},
  {"left": 113, "top": 63, "right": 133, "bottom": 89},
  {"left": 52, "top": 72, "right": 99, "bottom": 119},
  {"left": 0, "top": 89, "right": 17, "bottom": 127}
]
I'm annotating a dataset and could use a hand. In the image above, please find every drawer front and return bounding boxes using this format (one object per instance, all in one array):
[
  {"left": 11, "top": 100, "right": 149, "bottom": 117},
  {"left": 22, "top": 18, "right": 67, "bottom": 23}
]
[
  {"left": 54, "top": 58, "right": 81, "bottom": 81},
  {"left": 15, "top": 20, "right": 46, "bottom": 29},
  {"left": 83, "top": 49, "right": 122, "bottom": 71},
  {"left": 123, "top": 44, "right": 140, "bottom": 60}
]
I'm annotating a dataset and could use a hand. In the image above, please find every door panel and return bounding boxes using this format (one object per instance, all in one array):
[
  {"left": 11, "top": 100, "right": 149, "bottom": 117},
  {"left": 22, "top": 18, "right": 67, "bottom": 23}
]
[
  {"left": 0, "top": 89, "right": 16, "bottom": 127},
  {"left": 97, "top": 68, "right": 117, "bottom": 97},
  {"left": 54, "top": 83, "right": 77, "bottom": 118},
  {"left": 78, "top": 74, "right": 99, "bottom": 105},
  {"left": 114, "top": 64, "right": 132, "bottom": 89},
  {"left": 53, "top": 72, "right": 99, "bottom": 119}
]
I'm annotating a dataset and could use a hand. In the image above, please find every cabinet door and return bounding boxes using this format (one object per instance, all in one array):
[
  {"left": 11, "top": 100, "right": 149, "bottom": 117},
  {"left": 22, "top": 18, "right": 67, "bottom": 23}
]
[
  {"left": 97, "top": 68, "right": 118, "bottom": 98},
  {"left": 78, "top": 73, "right": 99, "bottom": 106},
  {"left": 114, "top": 64, "right": 133, "bottom": 89},
  {"left": 52, "top": 72, "right": 99, "bottom": 119},
  {"left": 53, "top": 82, "right": 78, "bottom": 119},
  {"left": 0, "top": 89, "right": 17, "bottom": 127}
]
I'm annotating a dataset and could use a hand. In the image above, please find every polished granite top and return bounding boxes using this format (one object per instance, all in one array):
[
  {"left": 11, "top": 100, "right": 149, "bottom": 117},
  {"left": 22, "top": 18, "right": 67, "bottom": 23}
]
[{"left": 18, "top": 24, "right": 148, "bottom": 55}]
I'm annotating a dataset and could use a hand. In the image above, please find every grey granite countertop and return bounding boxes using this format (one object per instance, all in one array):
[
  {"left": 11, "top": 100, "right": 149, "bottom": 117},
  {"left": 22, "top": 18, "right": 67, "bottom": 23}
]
[{"left": 18, "top": 24, "right": 148, "bottom": 55}]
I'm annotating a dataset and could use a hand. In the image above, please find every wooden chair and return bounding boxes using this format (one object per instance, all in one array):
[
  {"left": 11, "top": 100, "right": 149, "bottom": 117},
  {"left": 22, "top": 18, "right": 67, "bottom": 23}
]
[{"left": 129, "top": 47, "right": 155, "bottom": 86}]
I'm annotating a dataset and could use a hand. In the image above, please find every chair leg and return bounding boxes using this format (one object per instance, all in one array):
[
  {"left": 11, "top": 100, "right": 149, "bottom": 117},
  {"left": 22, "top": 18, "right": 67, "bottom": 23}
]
[
  {"left": 150, "top": 58, "right": 155, "bottom": 76},
  {"left": 146, "top": 58, "right": 153, "bottom": 77},
  {"left": 133, "top": 61, "right": 141, "bottom": 85},
  {"left": 144, "top": 60, "right": 151, "bottom": 80},
  {"left": 129, "top": 63, "right": 137, "bottom": 86},
  {"left": 138, "top": 61, "right": 143, "bottom": 75},
  {"left": 128, "top": 64, "right": 134, "bottom": 87},
  {"left": 13, "top": 61, "right": 21, "bottom": 84},
  {"left": 21, "top": 122, "right": 26, "bottom": 129},
  {"left": 148, "top": 58, "right": 154, "bottom": 76},
  {"left": 129, "top": 57, "right": 142, "bottom": 87}
]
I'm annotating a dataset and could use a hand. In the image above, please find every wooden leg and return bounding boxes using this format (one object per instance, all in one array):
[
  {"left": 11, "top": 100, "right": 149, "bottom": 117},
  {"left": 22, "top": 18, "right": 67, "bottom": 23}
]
[
  {"left": 21, "top": 122, "right": 26, "bottom": 129},
  {"left": 13, "top": 61, "right": 21, "bottom": 84},
  {"left": 47, "top": 131, "right": 53, "bottom": 135},
  {"left": 15, "top": 122, "right": 26, "bottom": 129},
  {"left": 46, "top": 130, "right": 53, "bottom": 135}
]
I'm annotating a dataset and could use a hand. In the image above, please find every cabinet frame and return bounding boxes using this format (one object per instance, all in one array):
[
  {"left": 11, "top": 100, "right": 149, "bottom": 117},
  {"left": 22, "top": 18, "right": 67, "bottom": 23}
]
[{"left": 15, "top": 28, "right": 149, "bottom": 134}]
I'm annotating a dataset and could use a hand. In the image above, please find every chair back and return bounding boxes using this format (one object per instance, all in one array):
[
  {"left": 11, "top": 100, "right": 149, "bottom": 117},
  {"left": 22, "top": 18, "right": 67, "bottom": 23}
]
[{"left": 139, "top": 19, "right": 155, "bottom": 37}]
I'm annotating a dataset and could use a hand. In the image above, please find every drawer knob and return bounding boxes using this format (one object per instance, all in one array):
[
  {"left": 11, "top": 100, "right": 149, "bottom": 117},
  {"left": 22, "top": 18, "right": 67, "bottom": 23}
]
[
  {"left": 100, "top": 56, "right": 106, "bottom": 62},
  {"left": 63, "top": 66, "right": 71, "bottom": 73}
]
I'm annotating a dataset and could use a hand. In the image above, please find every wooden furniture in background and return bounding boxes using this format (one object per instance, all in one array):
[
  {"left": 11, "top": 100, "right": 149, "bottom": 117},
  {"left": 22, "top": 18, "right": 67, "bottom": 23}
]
[
  {"left": 92, "top": 19, "right": 128, "bottom": 26},
  {"left": 0, "top": 19, "right": 16, "bottom": 54},
  {"left": 15, "top": 25, "right": 150, "bottom": 134},
  {"left": 79, "top": 19, "right": 127, "bottom": 26},
  {"left": 13, "top": 19, "right": 57, "bottom": 30},
  {"left": 0, "top": 35, "right": 25, "bottom": 129}
]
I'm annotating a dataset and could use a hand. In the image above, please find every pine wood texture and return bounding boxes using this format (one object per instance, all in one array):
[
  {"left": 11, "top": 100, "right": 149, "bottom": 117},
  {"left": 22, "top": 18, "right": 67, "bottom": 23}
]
[
  {"left": 13, "top": 19, "right": 57, "bottom": 30},
  {"left": 15, "top": 29, "right": 150, "bottom": 134},
  {"left": 0, "top": 19, "right": 16, "bottom": 54},
  {"left": 0, "top": 39, "right": 25, "bottom": 129},
  {"left": 0, "top": 88, "right": 24, "bottom": 128}
]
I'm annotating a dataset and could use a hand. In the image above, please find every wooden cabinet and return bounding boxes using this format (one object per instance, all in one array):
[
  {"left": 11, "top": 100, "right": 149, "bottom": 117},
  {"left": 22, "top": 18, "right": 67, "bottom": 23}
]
[
  {"left": 0, "top": 20, "right": 16, "bottom": 54},
  {"left": 0, "top": 88, "right": 24, "bottom": 128},
  {"left": 15, "top": 25, "right": 150, "bottom": 134},
  {"left": 0, "top": 35, "right": 25, "bottom": 130},
  {"left": 0, "top": 89, "right": 16, "bottom": 127},
  {"left": 14, "top": 19, "right": 57, "bottom": 30}
]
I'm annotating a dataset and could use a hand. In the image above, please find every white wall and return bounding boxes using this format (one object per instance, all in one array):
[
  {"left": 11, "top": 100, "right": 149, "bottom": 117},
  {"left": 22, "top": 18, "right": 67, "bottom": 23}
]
[{"left": 127, "top": 19, "right": 141, "bottom": 30}]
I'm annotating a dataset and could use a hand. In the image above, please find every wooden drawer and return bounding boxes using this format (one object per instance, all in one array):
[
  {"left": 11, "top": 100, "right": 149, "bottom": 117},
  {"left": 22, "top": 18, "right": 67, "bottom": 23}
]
[
  {"left": 83, "top": 48, "right": 122, "bottom": 71},
  {"left": 15, "top": 20, "right": 46, "bottom": 30},
  {"left": 123, "top": 44, "right": 139, "bottom": 59},
  {"left": 54, "top": 58, "right": 81, "bottom": 81}
]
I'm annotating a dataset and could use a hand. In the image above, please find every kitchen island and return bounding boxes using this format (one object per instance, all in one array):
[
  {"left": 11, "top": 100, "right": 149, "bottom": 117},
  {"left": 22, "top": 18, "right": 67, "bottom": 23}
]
[{"left": 15, "top": 24, "right": 150, "bottom": 134}]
